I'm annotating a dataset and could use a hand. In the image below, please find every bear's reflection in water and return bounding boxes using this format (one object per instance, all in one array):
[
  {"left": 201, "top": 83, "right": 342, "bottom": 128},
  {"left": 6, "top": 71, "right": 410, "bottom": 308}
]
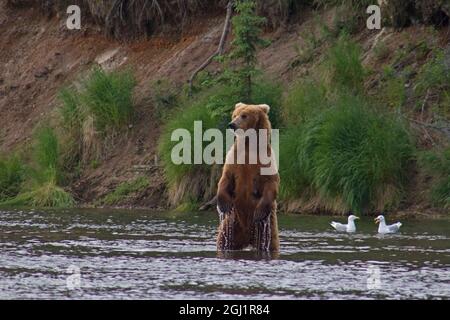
[{"left": 216, "top": 250, "right": 280, "bottom": 260}]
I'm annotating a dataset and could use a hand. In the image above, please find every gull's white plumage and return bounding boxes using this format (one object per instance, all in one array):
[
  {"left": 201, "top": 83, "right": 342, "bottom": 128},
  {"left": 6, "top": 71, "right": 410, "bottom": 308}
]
[
  {"left": 375, "top": 215, "right": 402, "bottom": 233},
  {"left": 330, "top": 215, "right": 359, "bottom": 233}
]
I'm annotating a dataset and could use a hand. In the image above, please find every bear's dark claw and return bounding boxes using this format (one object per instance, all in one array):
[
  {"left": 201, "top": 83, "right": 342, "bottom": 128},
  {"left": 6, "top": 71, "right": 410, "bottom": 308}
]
[
  {"left": 217, "top": 201, "right": 233, "bottom": 216},
  {"left": 253, "top": 203, "right": 272, "bottom": 223}
]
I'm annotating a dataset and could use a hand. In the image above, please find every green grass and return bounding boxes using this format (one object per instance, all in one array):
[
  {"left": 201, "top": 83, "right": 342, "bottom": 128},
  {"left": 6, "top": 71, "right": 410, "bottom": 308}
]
[
  {"left": 325, "top": 33, "right": 365, "bottom": 92},
  {"left": 384, "top": 77, "right": 406, "bottom": 111},
  {"left": 419, "top": 147, "right": 450, "bottom": 209},
  {"left": 81, "top": 67, "right": 136, "bottom": 134},
  {"left": 101, "top": 176, "right": 150, "bottom": 206},
  {"left": 414, "top": 49, "right": 450, "bottom": 119},
  {"left": 416, "top": 50, "right": 450, "bottom": 95},
  {"left": 282, "top": 79, "right": 328, "bottom": 125},
  {"left": 33, "top": 126, "right": 59, "bottom": 176},
  {"left": 159, "top": 93, "right": 220, "bottom": 192},
  {"left": 174, "top": 198, "right": 201, "bottom": 212},
  {"left": 0, "top": 126, "right": 76, "bottom": 208},
  {"left": 56, "top": 67, "right": 137, "bottom": 176},
  {"left": 57, "top": 87, "right": 85, "bottom": 175},
  {"left": 59, "top": 86, "right": 84, "bottom": 130},
  {"left": 279, "top": 124, "right": 310, "bottom": 200},
  {"left": 280, "top": 93, "right": 414, "bottom": 213},
  {"left": 0, "top": 154, "right": 25, "bottom": 201},
  {"left": 158, "top": 87, "right": 231, "bottom": 206},
  {"left": 0, "top": 180, "right": 75, "bottom": 208},
  {"left": 250, "top": 80, "right": 283, "bottom": 128}
]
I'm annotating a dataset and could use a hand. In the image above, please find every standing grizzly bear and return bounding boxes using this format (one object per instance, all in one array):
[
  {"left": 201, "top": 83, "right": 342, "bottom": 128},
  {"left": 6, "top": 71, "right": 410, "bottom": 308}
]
[{"left": 216, "top": 102, "right": 280, "bottom": 252}]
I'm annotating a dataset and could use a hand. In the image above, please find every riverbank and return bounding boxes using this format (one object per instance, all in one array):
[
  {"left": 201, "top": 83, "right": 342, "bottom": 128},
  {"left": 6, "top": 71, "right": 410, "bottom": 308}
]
[{"left": 0, "top": 1, "right": 449, "bottom": 215}]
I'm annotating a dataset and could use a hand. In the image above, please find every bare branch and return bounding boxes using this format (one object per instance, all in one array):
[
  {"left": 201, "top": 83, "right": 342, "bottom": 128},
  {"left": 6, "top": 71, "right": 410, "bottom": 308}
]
[
  {"left": 188, "top": 1, "right": 233, "bottom": 97},
  {"left": 403, "top": 115, "right": 450, "bottom": 139}
]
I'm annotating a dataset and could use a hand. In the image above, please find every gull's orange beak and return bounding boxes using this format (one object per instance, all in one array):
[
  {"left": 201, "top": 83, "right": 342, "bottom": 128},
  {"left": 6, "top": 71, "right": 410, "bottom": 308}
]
[{"left": 374, "top": 217, "right": 380, "bottom": 224}]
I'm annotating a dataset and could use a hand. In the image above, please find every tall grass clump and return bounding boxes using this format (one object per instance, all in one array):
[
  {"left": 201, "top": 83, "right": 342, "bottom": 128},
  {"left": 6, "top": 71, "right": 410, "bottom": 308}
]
[
  {"left": 158, "top": 93, "right": 221, "bottom": 205},
  {"left": 419, "top": 147, "right": 450, "bottom": 209},
  {"left": 1, "top": 127, "right": 75, "bottom": 208},
  {"left": 279, "top": 80, "right": 329, "bottom": 201},
  {"left": 325, "top": 33, "right": 365, "bottom": 92},
  {"left": 0, "top": 154, "right": 25, "bottom": 201},
  {"left": 279, "top": 125, "right": 310, "bottom": 200},
  {"left": 1, "top": 182, "right": 75, "bottom": 208},
  {"left": 56, "top": 67, "right": 137, "bottom": 174},
  {"left": 59, "top": 86, "right": 84, "bottom": 130},
  {"left": 33, "top": 126, "right": 60, "bottom": 182},
  {"left": 81, "top": 67, "right": 136, "bottom": 134},
  {"left": 280, "top": 95, "right": 414, "bottom": 213},
  {"left": 58, "top": 87, "right": 84, "bottom": 174}
]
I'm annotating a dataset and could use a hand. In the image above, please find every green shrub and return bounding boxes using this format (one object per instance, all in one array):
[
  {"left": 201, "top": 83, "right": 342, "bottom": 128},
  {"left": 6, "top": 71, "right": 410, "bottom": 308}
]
[
  {"left": 419, "top": 147, "right": 450, "bottom": 209},
  {"left": 325, "top": 33, "right": 365, "bottom": 92},
  {"left": 280, "top": 94, "right": 414, "bottom": 213},
  {"left": 81, "top": 67, "right": 136, "bottom": 133},
  {"left": 0, "top": 154, "right": 25, "bottom": 201},
  {"left": 101, "top": 176, "right": 150, "bottom": 206}
]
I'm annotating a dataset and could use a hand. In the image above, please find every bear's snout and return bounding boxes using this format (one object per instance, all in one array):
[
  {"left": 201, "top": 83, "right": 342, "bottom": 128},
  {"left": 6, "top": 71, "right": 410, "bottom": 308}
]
[{"left": 228, "top": 122, "right": 238, "bottom": 130}]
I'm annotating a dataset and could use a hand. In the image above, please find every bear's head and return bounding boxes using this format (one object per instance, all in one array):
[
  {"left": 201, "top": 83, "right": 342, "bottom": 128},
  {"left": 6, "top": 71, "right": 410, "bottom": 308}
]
[{"left": 228, "top": 102, "right": 271, "bottom": 131}]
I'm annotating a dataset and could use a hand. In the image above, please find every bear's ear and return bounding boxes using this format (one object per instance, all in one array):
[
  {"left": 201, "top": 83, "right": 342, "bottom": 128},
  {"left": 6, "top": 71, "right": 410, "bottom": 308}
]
[
  {"left": 259, "top": 104, "right": 270, "bottom": 114},
  {"left": 235, "top": 102, "right": 246, "bottom": 110}
]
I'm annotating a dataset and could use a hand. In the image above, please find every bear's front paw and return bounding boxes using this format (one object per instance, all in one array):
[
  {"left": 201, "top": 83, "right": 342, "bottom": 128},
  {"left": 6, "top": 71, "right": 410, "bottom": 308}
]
[
  {"left": 253, "top": 202, "right": 272, "bottom": 223},
  {"left": 217, "top": 198, "right": 233, "bottom": 216}
]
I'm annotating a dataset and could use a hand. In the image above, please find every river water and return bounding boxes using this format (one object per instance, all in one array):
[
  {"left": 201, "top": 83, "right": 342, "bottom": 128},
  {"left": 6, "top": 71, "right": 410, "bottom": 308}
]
[{"left": 0, "top": 209, "right": 449, "bottom": 299}]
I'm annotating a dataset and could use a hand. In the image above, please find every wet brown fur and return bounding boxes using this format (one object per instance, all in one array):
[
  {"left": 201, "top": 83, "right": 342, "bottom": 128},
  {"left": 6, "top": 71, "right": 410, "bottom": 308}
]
[{"left": 216, "top": 103, "right": 280, "bottom": 252}]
